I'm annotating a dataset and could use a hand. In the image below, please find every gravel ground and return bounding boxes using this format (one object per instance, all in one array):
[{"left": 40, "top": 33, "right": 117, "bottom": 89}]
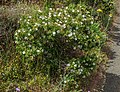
[{"left": 103, "top": 1, "right": 120, "bottom": 91}]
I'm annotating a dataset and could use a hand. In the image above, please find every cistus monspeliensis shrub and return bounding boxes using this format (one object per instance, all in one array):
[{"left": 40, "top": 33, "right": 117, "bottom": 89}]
[{"left": 13, "top": 3, "right": 107, "bottom": 90}]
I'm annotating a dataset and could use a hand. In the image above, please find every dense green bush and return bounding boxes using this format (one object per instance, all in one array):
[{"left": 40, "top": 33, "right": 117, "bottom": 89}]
[
  {"left": 10, "top": 3, "right": 107, "bottom": 91},
  {"left": 15, "top": 4, "right": 106, "bottom": 57}
]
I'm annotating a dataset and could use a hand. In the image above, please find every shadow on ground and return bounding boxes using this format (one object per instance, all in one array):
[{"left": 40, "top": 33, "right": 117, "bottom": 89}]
[
  {"left": 103, "top": 23, "right": 120, "bottom": 60},
  {"left": 103, "top": 73, "right": 120, "bottom": 92},
  {"left": 102, "top": 45, "right": 116, "bottom": 60},
  {"left": 109, "top": 23, "right": 120, "bottom": 46}
]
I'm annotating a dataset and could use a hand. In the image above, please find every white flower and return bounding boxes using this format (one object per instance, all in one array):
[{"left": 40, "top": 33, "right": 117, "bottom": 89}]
[
  {"left": 78, "top": 69, "right": 83, "bottom": 72},
  {"left": 78, "top": 69, "right": 83, "bottom": 74},
  {"left": 75, "top": 38, "right": 77, "bottom": 40},
  {"left": 73, "top": 47, "right": 76, "bottom": 50},
  {"left": 62, "top": 24, "right": 66, "bottom": 28},
  {"left": 83, "top": 76, "right": 86, "bottom": 78},
  {"left": 77, "top": 10, "right": 80, "bottom": 12},
  {"left": 75, "top": 21, "right": 78, "bottom": 24},
  {"left": 39, "top": 16, "right": 42, "bottom": 19},
  {"left": 93, "top": 63, "right": 96, "bottom": 65},
  {"left": 88, "top": 15, "right": 90, "bottom": 17},
  {"left": 64, "top": 81, "right": 67, "bottom": 83},
  {"left": 65, "top": 20, "right": 67, "bottom": 23},
  {"left": 67, "top": 64, "right": 70, "bottom": 67},
  {"left": 53, "top": 14, "right": 56, "bottom": 17},
  {"left": 83, "top": 18, "right": 86, "bottom": 21},
  {"left": 41, "top": 16, "right": 45, "bottom": 20},
  {"left": 45, "top": 16, "right": 47, "bottom": 18},
  {"left": 66, "top": 7, "right": 68, "bottom": 9},
  {"left": 64, "top": 10, "right": 67, "bottom": 13},
  {"left": 24, "top": 37, "right": 27, "bottom": 40},
  {"left": 85, "top": 63, "right": 88, "bottom": 65},
  {"left": 27, "top": 22, "right": 29, "bottom": 24},
  {"left": 15, "top": 37, "right": 18, "bottom": 40},
  {"left": 83, "top": 60, "right": 85, "bottom": 63},
  {"left": 56, "top": 8, "right": 60, "bottom": 10},
  {"left": 72, "top": 9, "right": 75, "bottom": 12},
  {"left": 38, "top": 10, "right": 42, "bottom": 13},
  {"left": 55, "top": 22, "right": 57, "bottom": 25},
  {"left": 48, "top": 22, "right": 50, "bottom": 24},
  {"left": 18, "top": 30, "right": 20, "bottom": 33},
  {"left": 49, "top": 8, "right": 52, "bottom": 11},
  {"left": 71, "top": 69, "right": 74, "bottom": 72},
  {"left": 66, "top": 40, "right": 68, "bottom": 42},
  {"left": 29, "top": 29, "right": 32, "bottom": 32},
  {"left": 57, "top": 23, "right": 61, "bottom": 26},
  {"left": 58, "top": 14, "right": 60, "bottom": 17},
  {"left": 22, "top": 51, "right": 25, "bottom": 54},
  {"left": 15, "top": 32, "right": 18, "bottom": 36},
  {"left": 59, "top": 21, "right": 62, "bottom": 24},
  {"left": 80, "top": 69, "right": 83, "bottom": 72},
  {"left": 82, "top": 15, "right": 86, "bottom": 18},
  {"left": 76, "top": 27, "right": 78, "bottom": 30},
  {"left": 80, "top": 22, "right": 83, "bottom": 25},
  {"left": 90, "top": 67, "right": 93, "bottom": 70},
  {"left": 53, "top": 32, "right": 56, "bottom": 36},
  {"left": 28, "top": 16, "right": 32, "bottom": 18},
  {"left": 57, "top": 30, "right": 60, "bottom": 33},
  {"left": 73, "top": 32, "right": 75, "bottom": 35},
  {"left": 74, "top": 64, "right": 77, "bottom": 67},
  {"left": 58, "top": 12, "right": 61, "bottom": 16},
  {"left": 56, "top": 19, "right": 59, "bottom": 22},
  {"left": 35, "top": 28, "right": 38, "bottom": 30},
  {"left": 79, "top": 45, "right": 83, "bottom": 49},
  {"left": 68, "top": 15, "right": 70, "bottom": 17},
  {"left": 15, "top": 41, "right": 18, "bottom": 44},
  {"left": 37, "top": 50, "right": 40, "bottom": 53},
  {"left": 64, "top": 17, "right": 67, "bottom": 19},
  {"left": 42, "top": 22, "right": 45, "bottom": 24},
  {"left": 41, "top": 49, "right": 44, "bottom": 52},
  {"left": 73, "top": 62, "right": 75, "bottom": 64},
  {"left": 35, "top": 23, "right": 39, "bottom": 26},
  {"left": 86, "top": 11, "right": 90, "bottom": 14},
  {"left": 28, "top": 45, "right": 31, "bottom": 47},
  {"left": 28, "top": 33, "right": 31, "bottom": 36},
  {"left": 68, "top": 33, "right": 72, "bottom": 37},
  {"left": 23, "top": 30, "right": 25, "bottom": 32},
  {"left": 45, "top": 23, "right": 47, "bottom": 26},
  {"left": 91, "top": 21, "right": 93, "bottom": 24},
  {"left": 72, "top": 19, "right": 74, "bottom": 22}
]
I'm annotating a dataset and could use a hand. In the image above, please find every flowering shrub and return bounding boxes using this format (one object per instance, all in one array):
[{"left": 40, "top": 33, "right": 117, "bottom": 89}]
[
  {"left": 13, "top": 3, "right": 107, "bottom": 90},
  {"left": 15, "top": 4, "right": 106, "bottom": 57}
]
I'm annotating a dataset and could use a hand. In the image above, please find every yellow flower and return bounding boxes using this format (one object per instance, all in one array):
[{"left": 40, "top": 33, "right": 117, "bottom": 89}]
[
  {"left": 109, "top": 14, "right": 113, "bottom": 17},
  {"left": 96, "top": 35, "right": 100, "bottom": 39},
  {"left": 97, "top": 9, "right": 103, "bottom": 13}
]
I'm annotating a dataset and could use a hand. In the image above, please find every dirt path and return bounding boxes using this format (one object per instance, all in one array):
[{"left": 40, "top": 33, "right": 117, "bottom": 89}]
[{"left": 103, "top": 1, "right": 120, "bottom": 92}]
